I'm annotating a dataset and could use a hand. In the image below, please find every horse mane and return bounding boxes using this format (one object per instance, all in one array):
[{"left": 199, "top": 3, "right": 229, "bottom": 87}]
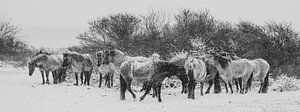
[
  {"left": 31, "top": 54, "right": 47, "bottom": 63},
  {"left": 35, "top": 51, "right": 51, "bottom": 56},
  {"left": 64, "top": 52, "right": 84, "bottom": 62},
  {"left": 215, "top": 55, "right": 230, "bottom": 69},
  {"left": 112, "top": 49, "right": 125, "bottom": 57},
  {"left": 169, "top": 52, "right": 188, "bottom": 66}
]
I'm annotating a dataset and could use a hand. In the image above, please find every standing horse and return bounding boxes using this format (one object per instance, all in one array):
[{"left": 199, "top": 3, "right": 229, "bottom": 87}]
[
  {"left": 28, "top": 53, "right": 64, "bottom": 84},
  {"left": 120, "top": 60, "right": 188, "bottom": 102},
  {"left": 62, "top": 52, "right": 94, "bottom": 86},
  {"left": 169, "top": 52, "right": 221, "bottom": 94},
  {"left": 96, "top": 51, "right": 115, "bottom": 88},
  {"left": 168, "top": 52, "right": 190, "bottom": 94},
  {"left": 249, "top": 58, "right": 270, "bottom": 93},
  {"left": 184, "top": 56, "right": 207, "bottom": 99},
  {"left": 205, "top": 53, "right": 253, "bottom": 94}
]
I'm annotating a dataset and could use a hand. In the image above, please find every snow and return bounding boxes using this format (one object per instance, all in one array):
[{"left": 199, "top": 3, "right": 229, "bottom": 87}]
[{"left": 0, "top": 66, "right": 300, "bottom": 112}]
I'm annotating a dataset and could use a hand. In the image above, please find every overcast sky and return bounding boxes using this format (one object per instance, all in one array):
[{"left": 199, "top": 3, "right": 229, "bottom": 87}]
[{"left": 0, "top": 0, "right": 299, "bottom": 48}]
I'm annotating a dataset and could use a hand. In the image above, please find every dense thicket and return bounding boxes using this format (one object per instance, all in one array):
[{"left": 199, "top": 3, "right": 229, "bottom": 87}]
[
  {"left": 0, "top": 20, "right": 34, "bottom": 66},
  {"left": 72, "top": 9, "right": 300, "bottom": 78}
]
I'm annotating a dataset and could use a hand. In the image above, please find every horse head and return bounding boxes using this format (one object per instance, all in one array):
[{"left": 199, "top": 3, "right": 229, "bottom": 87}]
[
  {"left": 215, "top": 53, "right": 231, "bottom": 69},
  {"left": 173, "top": 65, "right": 189, "bottom": 86},
  {"left": 28, "top": 61, "right": 35, "bottom": 76},
  {"left": 103, "top": 50, "right": 111, "bottom": 64},
  {"left": 62, "top": 53, "right": 72, "bottom": 67},
  {"left": 96, "top": 51, "right": 104, "bottom": 67}
]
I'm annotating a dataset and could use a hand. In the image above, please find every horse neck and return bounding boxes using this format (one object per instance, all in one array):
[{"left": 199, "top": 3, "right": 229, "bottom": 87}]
[{"left": 214, "top": 62, "right": 229, "bottom": 74}]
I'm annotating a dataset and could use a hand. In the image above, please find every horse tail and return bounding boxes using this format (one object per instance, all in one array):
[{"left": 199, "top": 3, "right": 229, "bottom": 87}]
[
  {"left": 261, "top": 71, "right": 269, "bottom": 93},
  {"left": 247, "top": 72, "right": 253, "bottom": 90},
  {"left": 120, "top": 74, "right": 127, "bottom": 100}
]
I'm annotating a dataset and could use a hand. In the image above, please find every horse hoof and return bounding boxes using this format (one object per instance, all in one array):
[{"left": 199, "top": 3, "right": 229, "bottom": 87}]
[
  {"left": 73, "top": 83, "right": 78, "bottom": 86},
  {"left": 158, "top": 99, "right": 162, "bottom": 102},
  {"left": 46, "top": 82, "right": 50, "bottom": 84}
]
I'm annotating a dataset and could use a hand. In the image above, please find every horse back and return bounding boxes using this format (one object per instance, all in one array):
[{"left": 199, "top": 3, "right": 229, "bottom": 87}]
[
  {"left": 252, "top": 58, "right": 270, "bottom": 78},
  {"left": 229, "top": 59, "right": 253, "bottom": 78}
]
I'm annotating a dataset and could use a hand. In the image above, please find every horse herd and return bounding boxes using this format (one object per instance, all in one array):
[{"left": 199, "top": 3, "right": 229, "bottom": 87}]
[{"left": 28, "top": 49, "right": 270, "bottom": 102}]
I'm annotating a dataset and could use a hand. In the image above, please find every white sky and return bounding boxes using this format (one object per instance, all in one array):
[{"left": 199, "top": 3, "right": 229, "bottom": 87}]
[{"left": 0, "top": 0, "right": 299, "bottom": 48}]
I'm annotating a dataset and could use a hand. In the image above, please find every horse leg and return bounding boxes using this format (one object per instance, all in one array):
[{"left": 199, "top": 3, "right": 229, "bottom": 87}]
[
  {"left": 110, "top": 73, "right": 114, "bottom": 87},
  {"left": 205, "top": 79, "right": 213, "bottom": 94},
  {"left": 228, "top": 82, "right": 233, "bottom": 94},
  {"left": 84, "top": 71, "right": 88, "bottom": 85},
  {"left": 224, "top": 82, "right": 228, "bottom": 94},
  {"left": 188, "top": 80, "right": 196, "bottom": 99},
  {"left": 258, "top": 81, "right": 264, "bottom": 93},
  {"left": 45, "top": 71, "right": 50, "bottom": 84},
  {"left": 119, "top": 75, "right": 127, "bottom": 100},
  {"left": 200, "top": 82, "right": 204, "bottom": 96},
  {"left": 52, "top": 71, "right": 58, "bottom": 84},
  {"left": 125, "top": 79, "right": 136, "bottom": 99},
  {"left": 247, "top": 73, "right": 253, "bottom": 91},
  {"left": 235, "top": 79, "right": 239, "bottom": 92},
  {"left": 80, "top": 72, "right": 84, "bottom": 85},
  {"left": 74, "top": 73, "right": 78, "bottom": 86},
  {"left": 40, "top": 71, "right": 45, "bottom": 85},
  {"left": 192, "top": 82, "right": 196, "bottom": 99},
  {"left": 241, "top": 77, "right": 249, "bottom": 94},
  {"left": 261, "top": 72, "right": 269, "bottom": 93},
  {"left": 140, "top": 82, "right": 146, "bottom": 92},
  {"left": 139, "top": 81, "right": 152, "bottom": 102},
  {"left": 214, "top": 73, "right": 222, "bottom": 94},
  {"left": 98, "top": 73, "right": 102, "bottom": 88},
  {"left": 57, "top": 70, "right": 62, "bottom": 83},
  {"left": 152, "top": 85, "right": 156, "bottom": 98},
  {"left": 184, "top": 84, "right": 188, "bottom": 94},
  {"left": 105, "top": 75, "right": 110, "bottom": 88},
  {"left": 157, "top": 84, "right": 162, "bottom": 102},
  {"left": 238, "top": 78, "right": 242, "bottom": 93},
  {"left": 86, "top": 71, "right": 91, "bottom": 85}
]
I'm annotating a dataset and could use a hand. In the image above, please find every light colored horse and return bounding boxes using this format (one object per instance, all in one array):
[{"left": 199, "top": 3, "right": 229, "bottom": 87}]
[
  {"left": 28, "top": 54, "right": 63, "bottom": 84},
  {"left": 249, "top": 58, "right": 270, "bottom": 93},
  {"left": 102, "top": 49, "right": 160, "bottom": 77},
  {"left": 118, "top": 53, "right": 158, "bottom": 100},
  {"left": 120, "top": 59, "right": 188, "bottom": 102},
  {"left": 205, "top": 53, "right": 253, "bottom": 94},
  {"left": 184, "top": 56, "right": 207, "bottom": 99},
  {"left": 62, "top": 52, "right": 94, "bottom": 86}
]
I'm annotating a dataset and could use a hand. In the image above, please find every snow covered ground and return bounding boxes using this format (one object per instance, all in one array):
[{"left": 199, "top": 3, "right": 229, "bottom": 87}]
[{"left": 0, "top": 66, "right": 300, "bottom": 112}]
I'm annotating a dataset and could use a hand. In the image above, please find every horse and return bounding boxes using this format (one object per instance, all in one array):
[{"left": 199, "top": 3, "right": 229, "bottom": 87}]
[
  {"left": 28, "top": 53, "right": 64, "bottom": 84},
  {"left": 184, "top": 56, "right": 207, "bottom": 99},
  {"left": 168, "top": 52, "right": 222, "bottom": 94},
  {"left": 120, "top": 60, "right": 188, "bottom": 102},
  {"left": 96, "top": 51, "right": 115, "bottom": 88},
  {"left": 248, "top": 58, "right": 270, "bottom": 93},
  {"left": 101, "top": 49, "right": 157, "bottom": 86},
  {"left": 168, "top": 52, "right": 190, "bottom": 94},
  {"left": 205, "top": 52, "right": 253, "bottom": 94},
  {"left": 62, "top": 52, "right": 94, "bottom": 86}
]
